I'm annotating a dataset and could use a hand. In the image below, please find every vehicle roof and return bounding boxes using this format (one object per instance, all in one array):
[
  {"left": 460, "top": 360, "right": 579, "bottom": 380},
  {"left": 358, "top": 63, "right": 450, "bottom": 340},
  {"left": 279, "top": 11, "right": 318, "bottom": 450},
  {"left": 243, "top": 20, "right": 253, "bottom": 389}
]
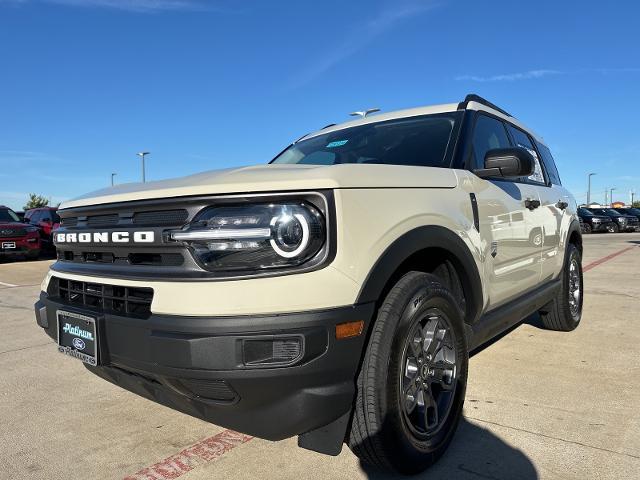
[{"left": 298, "top": 95, "right": 545, "bottom": 145}]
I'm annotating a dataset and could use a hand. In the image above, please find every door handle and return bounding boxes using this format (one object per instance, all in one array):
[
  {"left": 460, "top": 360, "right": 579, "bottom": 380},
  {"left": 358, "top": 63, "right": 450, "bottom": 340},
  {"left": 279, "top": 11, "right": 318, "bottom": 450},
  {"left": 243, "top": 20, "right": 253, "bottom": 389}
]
[
  {"left": 556, "top": 200, "right": 569, "bottom": 210},
  {"left": 525, "top": 199, "right": 541, "bottom": 210}
]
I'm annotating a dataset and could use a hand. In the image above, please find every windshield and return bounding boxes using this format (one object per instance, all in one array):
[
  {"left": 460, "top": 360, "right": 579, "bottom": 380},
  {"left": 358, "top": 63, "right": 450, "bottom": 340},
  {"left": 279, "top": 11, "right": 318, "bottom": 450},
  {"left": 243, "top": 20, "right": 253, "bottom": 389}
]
[
  {"left": 0, "top": 208, "right": 20, "bottom": 222},
  {"left": 578, "top": 208, "right": 593, "bottom": 216},
  {"left": 272, "top": 113, "right": 460, "bottom": 168}
]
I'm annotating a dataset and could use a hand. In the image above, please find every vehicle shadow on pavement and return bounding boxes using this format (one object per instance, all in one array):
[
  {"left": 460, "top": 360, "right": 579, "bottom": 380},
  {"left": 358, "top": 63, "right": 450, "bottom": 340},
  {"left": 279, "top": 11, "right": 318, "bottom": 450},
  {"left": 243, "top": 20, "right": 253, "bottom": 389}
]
[{"left": 359, "top": 418, "right": 538, "bottom": 479}]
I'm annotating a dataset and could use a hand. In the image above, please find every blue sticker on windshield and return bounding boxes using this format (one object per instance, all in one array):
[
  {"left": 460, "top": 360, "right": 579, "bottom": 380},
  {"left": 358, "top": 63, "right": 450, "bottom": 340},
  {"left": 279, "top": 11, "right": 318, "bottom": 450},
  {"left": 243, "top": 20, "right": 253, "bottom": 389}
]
[{"left": 326, "top": 140, "right": 348, "bottom": 148}]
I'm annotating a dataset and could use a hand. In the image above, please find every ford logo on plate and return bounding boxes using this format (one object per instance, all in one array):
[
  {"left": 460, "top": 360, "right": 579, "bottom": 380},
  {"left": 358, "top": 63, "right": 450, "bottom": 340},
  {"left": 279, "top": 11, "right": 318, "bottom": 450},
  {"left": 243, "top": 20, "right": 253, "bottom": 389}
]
[{"left": 72, "top": 337, "right": 86, "bottom": 350}]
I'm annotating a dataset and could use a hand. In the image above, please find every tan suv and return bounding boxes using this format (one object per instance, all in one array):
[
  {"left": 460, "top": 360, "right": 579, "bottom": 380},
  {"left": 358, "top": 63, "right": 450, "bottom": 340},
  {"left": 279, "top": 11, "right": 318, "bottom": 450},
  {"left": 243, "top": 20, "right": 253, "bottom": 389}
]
[{"left": 34, "top": 94, "right": 582, "bottom": 474}]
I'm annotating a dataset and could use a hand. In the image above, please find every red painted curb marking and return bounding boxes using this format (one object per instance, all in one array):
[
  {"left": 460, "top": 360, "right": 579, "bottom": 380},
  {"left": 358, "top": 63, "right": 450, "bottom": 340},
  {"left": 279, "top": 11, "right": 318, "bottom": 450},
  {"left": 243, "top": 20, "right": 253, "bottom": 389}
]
[
  {"left": 123, "top": 429, "right": 253, "bottom": 480},
  {"left": 583, "top": 245, "right": 637, "bottom": 273}
]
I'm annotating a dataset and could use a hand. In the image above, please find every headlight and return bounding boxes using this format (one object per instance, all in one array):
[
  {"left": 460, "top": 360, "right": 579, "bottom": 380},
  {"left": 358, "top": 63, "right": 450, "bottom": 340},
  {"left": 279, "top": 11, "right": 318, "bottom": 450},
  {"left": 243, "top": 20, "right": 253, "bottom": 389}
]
[
  {"left": 169, "top": 202, "right": 326, "bottom": 273},
  {"left": 25, "top": 226, "right": 39, "bottom": 233},
  {"left": 591, "top": 218, "right": 600, "bottom": 223}
]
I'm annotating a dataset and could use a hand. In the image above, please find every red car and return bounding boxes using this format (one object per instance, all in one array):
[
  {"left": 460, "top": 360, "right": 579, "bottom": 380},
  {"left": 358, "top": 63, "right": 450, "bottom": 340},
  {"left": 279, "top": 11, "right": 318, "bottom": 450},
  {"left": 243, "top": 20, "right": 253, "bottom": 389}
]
[
  {"left": 24, "top": 207, "right": 60, "bottom": 250},
  {"left": 0, "top": 206, "right": 41, "bottom": 260}
]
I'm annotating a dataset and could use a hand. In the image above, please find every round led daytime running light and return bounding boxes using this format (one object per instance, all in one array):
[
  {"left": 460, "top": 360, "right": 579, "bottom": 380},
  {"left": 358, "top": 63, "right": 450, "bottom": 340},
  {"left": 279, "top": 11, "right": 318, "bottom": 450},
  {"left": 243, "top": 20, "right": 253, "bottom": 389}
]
[{"left": 269, "top": 213, "right": 310, "bottom": 258}]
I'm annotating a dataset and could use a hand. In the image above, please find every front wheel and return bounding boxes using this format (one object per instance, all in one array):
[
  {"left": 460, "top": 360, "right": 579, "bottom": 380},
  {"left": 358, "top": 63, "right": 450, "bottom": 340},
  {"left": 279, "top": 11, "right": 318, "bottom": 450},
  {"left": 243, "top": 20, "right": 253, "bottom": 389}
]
[
  {"left": 605, "top": 223, "right": 618, "bottom": 233},
  {"left": 582, "top": 223, "right": 592, "bottom": 234},
  {"left": 348, "top": 272, "right": 468, "bottom": 475}
]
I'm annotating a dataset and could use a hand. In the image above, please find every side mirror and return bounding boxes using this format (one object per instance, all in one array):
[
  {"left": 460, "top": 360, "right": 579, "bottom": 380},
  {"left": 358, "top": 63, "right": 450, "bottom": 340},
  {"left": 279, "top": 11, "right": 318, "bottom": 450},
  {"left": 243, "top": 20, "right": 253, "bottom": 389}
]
[{"left": 473, "top": 147, "right": 534, "bottom": 179}]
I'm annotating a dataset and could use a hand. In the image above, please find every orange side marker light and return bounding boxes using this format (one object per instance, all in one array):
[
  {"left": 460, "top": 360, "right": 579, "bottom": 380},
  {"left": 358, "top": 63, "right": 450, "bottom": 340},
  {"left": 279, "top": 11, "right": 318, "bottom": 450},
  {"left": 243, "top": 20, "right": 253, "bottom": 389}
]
[{"left": 335, "top": 320, "right": 364, "bottom": 339}]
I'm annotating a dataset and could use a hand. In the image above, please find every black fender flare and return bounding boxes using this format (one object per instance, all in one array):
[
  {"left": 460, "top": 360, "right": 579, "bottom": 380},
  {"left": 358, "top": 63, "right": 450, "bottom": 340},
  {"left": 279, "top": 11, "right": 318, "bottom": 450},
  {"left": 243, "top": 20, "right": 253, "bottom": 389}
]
[
  {"left": 355, "top": 225, "right": 483, "bottom": 324},
  {"left": 566, "top": 218, "right": 583, "bottom": 253}
]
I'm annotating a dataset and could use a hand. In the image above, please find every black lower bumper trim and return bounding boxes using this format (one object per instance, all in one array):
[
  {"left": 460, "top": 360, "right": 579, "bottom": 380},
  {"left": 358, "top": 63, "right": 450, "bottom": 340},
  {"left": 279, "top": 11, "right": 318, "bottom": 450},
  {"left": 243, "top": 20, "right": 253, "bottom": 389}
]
[{"left": 36, "top": 293, "right": 374, "bottom": 441}]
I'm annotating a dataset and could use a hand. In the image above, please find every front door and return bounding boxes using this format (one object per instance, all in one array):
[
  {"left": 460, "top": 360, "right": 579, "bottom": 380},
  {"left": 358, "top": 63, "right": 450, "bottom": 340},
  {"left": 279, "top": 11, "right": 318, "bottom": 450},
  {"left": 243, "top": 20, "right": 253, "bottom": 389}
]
[{"left": 467, "top": 114, "right": 543, "bottom": 309}]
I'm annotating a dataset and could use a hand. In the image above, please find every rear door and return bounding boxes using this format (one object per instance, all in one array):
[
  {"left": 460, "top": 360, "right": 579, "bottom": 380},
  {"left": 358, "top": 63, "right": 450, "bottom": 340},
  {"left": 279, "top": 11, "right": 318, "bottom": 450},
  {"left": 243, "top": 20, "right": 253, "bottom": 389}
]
[
  {"left": 532, "top": 140, "right": 573, "bottom": 281},
  {"left": 468, "top": 114, "right": 543, "bottom": 308}
]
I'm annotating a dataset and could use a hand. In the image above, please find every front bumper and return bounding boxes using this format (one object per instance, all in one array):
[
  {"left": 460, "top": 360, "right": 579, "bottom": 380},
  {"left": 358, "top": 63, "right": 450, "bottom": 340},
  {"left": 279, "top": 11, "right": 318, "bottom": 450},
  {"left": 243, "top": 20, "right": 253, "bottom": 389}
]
[
  {"left": 35, "top": 292, "right": 374, "bottom": 441},
  {"left": 590, "top": 222, "right": 613, "bottom": 232},
  {"left": 0, "top": 235, "right": 40, "bottom": 255}
]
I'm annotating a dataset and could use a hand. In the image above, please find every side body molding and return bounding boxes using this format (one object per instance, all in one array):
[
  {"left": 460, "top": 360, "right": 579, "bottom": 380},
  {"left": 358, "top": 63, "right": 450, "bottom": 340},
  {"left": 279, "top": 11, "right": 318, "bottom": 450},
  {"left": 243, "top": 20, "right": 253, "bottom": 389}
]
[{"left": 355, "top": 225, "right": 483, "bottom": 325}]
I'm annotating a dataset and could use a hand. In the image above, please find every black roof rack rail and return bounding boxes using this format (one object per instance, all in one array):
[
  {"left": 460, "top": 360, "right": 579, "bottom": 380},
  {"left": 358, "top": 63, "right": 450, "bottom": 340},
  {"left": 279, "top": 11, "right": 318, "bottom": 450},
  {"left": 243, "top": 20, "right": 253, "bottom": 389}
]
[
  {"left": 321, "top": 123, "right": 337, "bottom": 130},
  {"left": 458, "top": 94, "right": 512, "bottom": 117}
]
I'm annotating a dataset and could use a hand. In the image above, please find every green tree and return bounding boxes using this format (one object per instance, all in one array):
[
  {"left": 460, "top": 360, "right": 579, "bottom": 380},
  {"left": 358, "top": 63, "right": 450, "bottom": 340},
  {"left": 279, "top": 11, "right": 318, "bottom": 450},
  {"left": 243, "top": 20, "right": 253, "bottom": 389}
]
[
  {"left": 23, "top": 193, "right": 50, "bottom": 210},
  {"left": 633, "top": 200, "right": 640, "bottom": 208}
]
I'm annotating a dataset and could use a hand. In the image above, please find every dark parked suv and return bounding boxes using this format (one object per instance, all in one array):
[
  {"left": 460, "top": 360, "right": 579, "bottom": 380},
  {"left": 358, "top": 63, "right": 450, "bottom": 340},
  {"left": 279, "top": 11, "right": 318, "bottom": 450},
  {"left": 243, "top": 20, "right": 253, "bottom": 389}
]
[
  {"left": 615, "top": 207, "right": 640, "bottom": 223},
  {"left": 577, "top": 207, "right": 615, "bottom": 233},
  {"left": 588, "top": 208, "right": 639, "bottom": 232},
  {"left": 0, "top": 206, "right": 41, "bottom": 259}
]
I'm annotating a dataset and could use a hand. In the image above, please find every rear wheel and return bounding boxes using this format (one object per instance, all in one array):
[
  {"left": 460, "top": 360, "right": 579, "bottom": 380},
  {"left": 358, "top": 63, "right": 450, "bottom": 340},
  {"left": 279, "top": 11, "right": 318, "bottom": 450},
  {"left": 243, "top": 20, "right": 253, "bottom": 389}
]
[
  {"left": 539, "top": 243, "right": 582, "bottom": 331},
  {"left": 348, "top": 272, "right": 468, "bottom": 475}
]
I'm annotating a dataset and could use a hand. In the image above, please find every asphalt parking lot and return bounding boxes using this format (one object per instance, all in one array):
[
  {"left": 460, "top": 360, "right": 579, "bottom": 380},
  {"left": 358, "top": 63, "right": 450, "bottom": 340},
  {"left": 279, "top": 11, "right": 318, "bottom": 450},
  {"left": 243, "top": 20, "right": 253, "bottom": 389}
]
[{"left": 1, "top": 234, "right": 639, "bottom": 480}]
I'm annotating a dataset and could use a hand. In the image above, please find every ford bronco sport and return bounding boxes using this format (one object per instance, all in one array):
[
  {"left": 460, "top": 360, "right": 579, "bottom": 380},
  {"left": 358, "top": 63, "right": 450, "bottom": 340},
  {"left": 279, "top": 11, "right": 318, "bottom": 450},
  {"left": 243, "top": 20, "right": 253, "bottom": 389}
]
[{"left": 34, "top": 94, "right": 582, "bottom": 474}]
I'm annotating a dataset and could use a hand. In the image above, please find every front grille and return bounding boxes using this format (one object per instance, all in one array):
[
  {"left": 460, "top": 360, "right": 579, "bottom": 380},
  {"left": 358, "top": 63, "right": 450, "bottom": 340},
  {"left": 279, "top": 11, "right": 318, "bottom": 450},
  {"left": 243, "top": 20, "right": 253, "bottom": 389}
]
[
  {"left": 0, "top": 228, "right": 26, "bottom": 237},
  {"left": 87, "top": 214, "right": 119, "bottom": 227},
  {"left": 133, "top": 209, "right": 188, "bottom": 226},
  {"left": 48, "top": 277, "right": 153, "bottom": 318},
  {"left": 57, "top": 250, "right": 184, "bottom": 267},
  {"left": 61, "top": 209, "right": 189, "bottom": 228}
]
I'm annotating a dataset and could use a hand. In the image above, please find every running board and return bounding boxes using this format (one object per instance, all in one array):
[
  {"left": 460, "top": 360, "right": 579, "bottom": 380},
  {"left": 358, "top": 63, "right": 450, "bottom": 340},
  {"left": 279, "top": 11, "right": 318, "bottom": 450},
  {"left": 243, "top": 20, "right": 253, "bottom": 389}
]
[{"left": 468, "top": 279, "right": 561, "bottom": 351}]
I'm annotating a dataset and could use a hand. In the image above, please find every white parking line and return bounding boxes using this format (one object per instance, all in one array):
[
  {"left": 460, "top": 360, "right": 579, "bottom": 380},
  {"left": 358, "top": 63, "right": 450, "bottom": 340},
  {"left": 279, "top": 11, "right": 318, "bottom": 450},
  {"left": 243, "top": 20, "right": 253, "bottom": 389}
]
[{"left": 0, "top": 281, "right": 18, "bottom": 287}]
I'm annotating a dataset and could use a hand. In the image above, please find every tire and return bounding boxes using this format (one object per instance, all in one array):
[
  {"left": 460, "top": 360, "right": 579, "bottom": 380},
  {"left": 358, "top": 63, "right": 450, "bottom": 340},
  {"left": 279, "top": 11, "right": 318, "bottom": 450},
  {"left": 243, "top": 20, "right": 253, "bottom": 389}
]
[
  {"left": 347, "top": 272, "right": 468, "bottom": 475},
  {"left": 605, "top": 223, "right": 618, "bottom": 233},
  {"left": 539, "top": 243, "right": 582, "bottom": 331},
  {"left": 582, "top": 224, "right": 592, "bottom": 234}
]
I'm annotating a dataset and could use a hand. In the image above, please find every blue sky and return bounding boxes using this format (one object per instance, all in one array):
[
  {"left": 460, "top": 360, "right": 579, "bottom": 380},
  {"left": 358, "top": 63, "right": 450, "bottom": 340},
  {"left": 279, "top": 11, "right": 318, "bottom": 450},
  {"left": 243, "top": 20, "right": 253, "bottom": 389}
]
[{"left": 1, "top": 0, "right": 639, "bottom": 210}]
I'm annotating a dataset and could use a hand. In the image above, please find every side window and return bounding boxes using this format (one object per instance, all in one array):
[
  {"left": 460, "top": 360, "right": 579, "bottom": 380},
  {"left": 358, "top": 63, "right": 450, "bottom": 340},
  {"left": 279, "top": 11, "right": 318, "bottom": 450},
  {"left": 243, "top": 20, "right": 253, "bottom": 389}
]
[
  {"left": 505, "top": 124, "right": 545, "bottom": 185},
  {"left": 41, "top": 210, "right": 52, "bottom": 222},
  {"left": 535, "top": 141, "right": 562, "bottom": 185},
  {"left": 471, "top": 114, "right": 512, "bottom": 170},
  {"left": 29, "top": 211, "right": 41, "bottom": 223}
]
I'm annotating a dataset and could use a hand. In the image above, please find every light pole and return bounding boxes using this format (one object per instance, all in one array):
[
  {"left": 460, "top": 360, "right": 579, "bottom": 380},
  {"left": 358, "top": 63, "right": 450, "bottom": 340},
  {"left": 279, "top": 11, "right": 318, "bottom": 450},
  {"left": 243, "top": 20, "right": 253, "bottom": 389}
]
[
  {"left": 610, "top": 187, "right": 616, "bottom": 207},
  {"left": 137, "top": 152, "right": 150, "bottom": 183},
  {"left": 604, "top": 188, "right": 608, "bottom": 206},
  {"left": 632, "top": 191, "right": 636, "bottom": 206},
  {"left": 111, "top": 173, "right": 117, "bottom": 186},
  {"left": 587, "top": 173, "right": 596, "bottom": 205}
]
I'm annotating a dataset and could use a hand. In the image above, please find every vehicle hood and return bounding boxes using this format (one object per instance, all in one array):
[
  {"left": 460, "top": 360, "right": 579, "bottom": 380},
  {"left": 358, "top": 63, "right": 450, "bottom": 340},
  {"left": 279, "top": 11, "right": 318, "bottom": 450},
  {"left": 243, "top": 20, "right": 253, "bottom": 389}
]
[
  {"left": 0, "top": 222, "right": 31, "bottom": 229},
  {"left": 60, "top": 164, "right": 459, "bottom": 209}
]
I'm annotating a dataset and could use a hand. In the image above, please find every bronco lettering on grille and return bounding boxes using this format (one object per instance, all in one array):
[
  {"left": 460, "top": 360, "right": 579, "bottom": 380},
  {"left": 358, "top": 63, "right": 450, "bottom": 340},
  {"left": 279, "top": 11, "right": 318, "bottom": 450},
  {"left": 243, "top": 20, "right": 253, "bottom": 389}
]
[{"left": 55, "top": 231, "right": 155, "bottom": 243}]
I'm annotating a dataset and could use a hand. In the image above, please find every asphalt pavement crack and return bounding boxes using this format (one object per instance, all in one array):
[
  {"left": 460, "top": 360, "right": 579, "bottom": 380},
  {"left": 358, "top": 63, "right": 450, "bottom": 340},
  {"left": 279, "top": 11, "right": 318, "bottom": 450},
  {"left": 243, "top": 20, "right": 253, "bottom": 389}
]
[
  {"left": 0, "top": 342, "right": 52, "bottom": 356},
  {"left": 466, "top": 416, "right": 640, "bottom": 460}
]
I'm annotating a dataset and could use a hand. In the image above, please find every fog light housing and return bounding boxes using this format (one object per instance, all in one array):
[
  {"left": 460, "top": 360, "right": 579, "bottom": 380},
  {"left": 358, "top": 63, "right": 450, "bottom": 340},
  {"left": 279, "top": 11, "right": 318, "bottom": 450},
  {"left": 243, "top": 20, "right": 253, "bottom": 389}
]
[{"left": 242, "top": 336, "right": 303, "bottom": 366}]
